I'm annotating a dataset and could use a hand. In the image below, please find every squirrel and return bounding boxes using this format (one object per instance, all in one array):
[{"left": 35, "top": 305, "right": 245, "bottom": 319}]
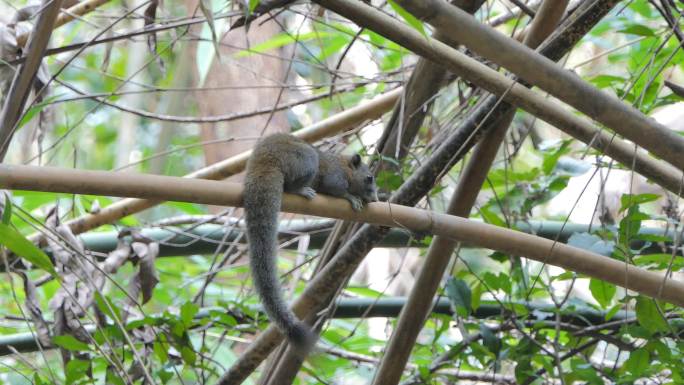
[{"left": 243, "top": 133, "right": 378, "bottom": 351}]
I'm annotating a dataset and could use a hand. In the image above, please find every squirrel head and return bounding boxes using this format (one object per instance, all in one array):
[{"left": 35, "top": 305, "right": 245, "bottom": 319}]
[{"left": 347, "top": 153, "right": 379, "bottom": 203}]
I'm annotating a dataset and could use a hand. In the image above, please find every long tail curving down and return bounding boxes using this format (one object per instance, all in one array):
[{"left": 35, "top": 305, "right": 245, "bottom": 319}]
[{"left": 243, "top": 169, "right": 314, "bottom": 350}]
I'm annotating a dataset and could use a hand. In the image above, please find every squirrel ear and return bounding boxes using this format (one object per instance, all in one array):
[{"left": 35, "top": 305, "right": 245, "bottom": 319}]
[{"left": 349, "top": 153, "right": 362, "bottom": 168}]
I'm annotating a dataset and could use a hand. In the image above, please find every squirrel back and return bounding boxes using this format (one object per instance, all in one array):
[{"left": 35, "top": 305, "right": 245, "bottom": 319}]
[{"left": 243, "top": 133, "right": 378, "bottom": 351}]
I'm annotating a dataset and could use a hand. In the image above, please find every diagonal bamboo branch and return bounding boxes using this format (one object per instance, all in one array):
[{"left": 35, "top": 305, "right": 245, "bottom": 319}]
[{"left": 2, "top": 164, "right": 682, "bottom": 307}]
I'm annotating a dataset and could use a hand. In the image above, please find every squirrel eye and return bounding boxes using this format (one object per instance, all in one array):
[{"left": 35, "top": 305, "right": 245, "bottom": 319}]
[{"left": 365, "top": 175, "right": 373, "bottom": 183}]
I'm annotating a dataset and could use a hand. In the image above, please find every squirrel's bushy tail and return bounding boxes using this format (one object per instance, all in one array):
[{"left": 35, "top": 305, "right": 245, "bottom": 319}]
[{"left": 244, "top": 170, "right": 315, "bottom": 351}]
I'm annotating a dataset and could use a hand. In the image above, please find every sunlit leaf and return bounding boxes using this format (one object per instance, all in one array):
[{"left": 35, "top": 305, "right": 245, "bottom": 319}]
[
  {"left": 0, "top": 224, "right": 57, "bottom": 278},
  {"left": 635, "top": 297, "right": 668, "bottom": 333},
  {"left": 235, "top": 31, "right": 334, "bottom": 58},
  {"left": 445, "top": 277, "right": 471, "bottom": 317},
  {"left": 53, "top": 335, "right": 90, "bottom": 351},
  {"left": 589, "top": 278, "right": 615, "bottom": 308},
  {"left": 618, "top": 25, "right": 655, "bottom": 36},
  {"left": 623, "top": 348, "right": 650, "bottom": 374},
  {"left": 387, "top": 0, "right": 427, "bottom": 37},
  {"left": 65, "top": 359, "right": 90, "bottom": 385}
]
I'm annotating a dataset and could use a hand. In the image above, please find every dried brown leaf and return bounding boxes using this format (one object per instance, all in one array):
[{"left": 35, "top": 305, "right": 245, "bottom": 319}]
[
  {"left": 143, "top": 0, "right": 159, "bottom": 54},
  {"left": 127, "top": 345, "right": 152, "bottom": 382},
  {"left": 131, "top": 241, "right": 159, "bottom": 304},
  {"left": 20, "top": 272, "right": 51, "bottom": 347},
  {"left": 52, "top": 303, "right": 71, "bottom": 364},
  {"left": 131, "top": 325, "right": 155, "bottom": 344},
  {"left": 100, "top": 29, "right": 114, "bottom": 72},
  {"left": 102, "top": 240, "right": 131, "bottom": 274}
]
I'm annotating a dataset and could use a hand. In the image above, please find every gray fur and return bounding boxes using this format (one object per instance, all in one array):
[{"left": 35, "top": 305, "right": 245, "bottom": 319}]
[{"left": 244, "top": 133, "right": 377, "bottom": 350}]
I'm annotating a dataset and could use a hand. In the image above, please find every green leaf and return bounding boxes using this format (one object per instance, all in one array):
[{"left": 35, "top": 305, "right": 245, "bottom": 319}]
[
  {"left": 605, "top": 303, "right": 622, "bottom": 321},
  {"left": 209, "top": 310, "right": 238, "bottom": 327},
  {"left": 515, "top": 359, "right": 535, "bottom": 384},
  {"left": 387, "top": 0, "right": 427, "bottom": 37},
  {"left": 635, "top": 297, "right": 668, "bottom": 333},
  {"left": 249, "top": 0, "right": 260, "bottom": 12},
  {"left": 552, "top": 271, "right": 575, "bottom": 281},
  {"left": 629, "top": 1, "right": 653, "bottom": 17},
  {"left": 235, "top": 31, "right": 333, "bottom": 58},
  {"left": 589, "top": 74, "right": 626, "bottom": 89},
  {"left": 497, "top": 272, "right": 512, "bottom": 294},
  {"left": 570, "top": 357, "right": 603, "bottom": 384},
  {"left": 94, "top": 292, "right": 121, "bottom": 322},
  {"left": 480, "top": 324, "right": 501, "bottom": 357},
  {"left": 445, "top": 277, "right": 471, "bottom": 317},
  {"left": 53, "top": 335, "right": 90, "bottom": 351},
  {"left": 619, "top": 193, "right": 660, "bottom": 212},
  {"left": 634, "top": 253, "right": 681, "bottom": 268},
  {"left": 65, "top": 359, "right": 90, "bottom": 385},
  {"left": 589, "top": 278, "right": 616, "bottom": 308},
  {"left": 377, "top": 170, "right": 403, "bottom": 191},
  {"left": 180, "top": 301, "right": 199, "bottom": 327},
  {"left": 172, "top": 320, "right": 186, "bottom": 337},
  {"left": 166, "top": 202, "right": 205, "bottom": 215},
  {"left": 106, "top": 367, "right": 126, "bottom": 385},
  {"left": 181, "top": 345, "right": 196, "bottom": 366},
  {"left": 1, "top": 194, "right": 11, "bottom": 224},
  {"left": 17, "top": 95, "right": 61, "bottom": 130},
  {"left": 0, "top": 223, "right": 57, "bottom": 278},
  {"left": 623, "top": 348, "right": 650, "bottom": 374},
  {"left": 541, "top": 140, "right": 571, "bottom": 175},
  {"left": 479, "top": 206, "right": 506, "bottom": 227},
  {"left": 33, "top": 373, "right": 47, "bottom": 385},
  {"left": 345, "top": 286, "right": 385, "bottom": 298},
  {"left": 618, "top": 205, "right": 649, "bottom": 247},
  {"left": 618, "top": 25, "right": 655, "bottom": 37},
  {"left": 154, "top": 339, "right": 169, "bottom": 362},
  {"left": 158, "top": 367, "right": 174, "bottom": 384},
  {"left": 482, "top": 271, "right": 500, "bottom": 292},
  {"left": 471, "top": 282, "right": 483, "bottom": 311}
]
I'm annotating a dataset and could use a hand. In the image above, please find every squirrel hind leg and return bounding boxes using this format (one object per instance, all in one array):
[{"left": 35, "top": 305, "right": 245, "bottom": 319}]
[{"left": 284, "top": 167, "right": 318, "bottom": 196}]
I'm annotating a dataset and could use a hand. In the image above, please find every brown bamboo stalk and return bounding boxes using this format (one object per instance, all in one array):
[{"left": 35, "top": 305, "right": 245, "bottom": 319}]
[
  {"left": 2, "top": 164, "right": 682, "bottom": 307},
  {"left": 371, "top": 1, "right": 569, "bottom": 383},
  {"left": 28, "top": 88, "right": 401, "bottom": 240}
]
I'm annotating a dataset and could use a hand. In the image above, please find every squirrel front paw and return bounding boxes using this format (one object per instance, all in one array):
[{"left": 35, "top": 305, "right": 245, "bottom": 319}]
[
  {"left": 345, "top": 195, "right": 364, "bottom": 212},
  {"left": 294, "top": 187, "right": 317, "bottom": 200}
]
